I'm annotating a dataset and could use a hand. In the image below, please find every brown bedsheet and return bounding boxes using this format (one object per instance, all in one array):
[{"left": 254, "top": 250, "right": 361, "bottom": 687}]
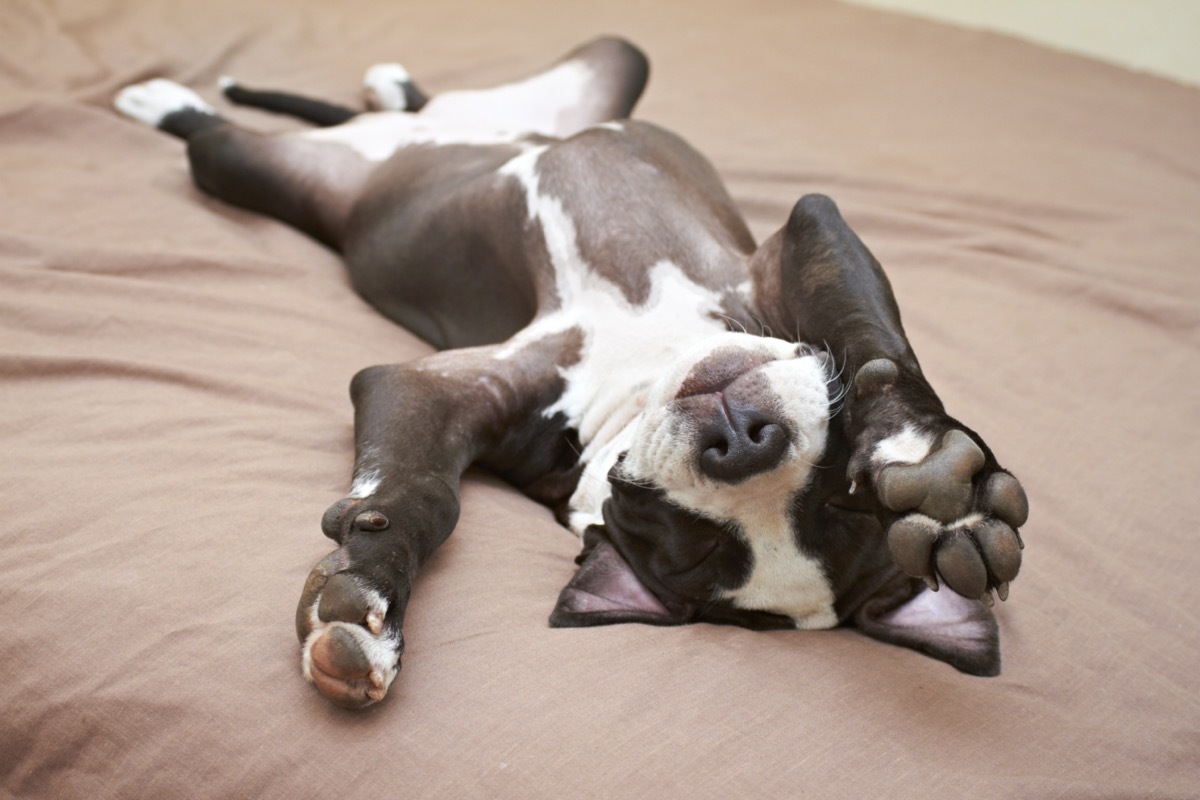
[{"left": 2, "top": 0, "right": 1198, "bottom": 797}]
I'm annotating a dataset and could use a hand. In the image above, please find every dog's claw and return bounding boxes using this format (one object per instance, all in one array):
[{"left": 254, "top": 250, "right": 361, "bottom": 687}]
[
  {"left": 366, "top": 609, "right": 384, "bottom": 635},
  {"left": 996, "top": 581, "right": 1010, "bottom": 602}
]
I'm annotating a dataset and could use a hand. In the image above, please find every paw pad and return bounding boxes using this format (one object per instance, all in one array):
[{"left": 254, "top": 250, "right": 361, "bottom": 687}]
[
  {"left": 877, "top": 429, "right": 984, "bottom": 520},
  {"left": 886, "top": 514, "right": 1023, "bottom": 602},
  {"left": 321, "top": 499, "right": 391, "bottom": 541},
  {"left": 981, "top": 472, "right": 1029, "bottom": 530},
  {"left": 877, "top": 429, "right": 1028, "bottom": 603},
  {"left": 296, "top": 548, "right": 401, "bottom": 709},
  {"left": 934, "top": 530, "right": 989, "bottom": 599},
  {"left": 354, "top": 510, "right": 390, "bottom": 531},
  {"left": 854, "top": 358, "right": 898, "bottom": 398}
]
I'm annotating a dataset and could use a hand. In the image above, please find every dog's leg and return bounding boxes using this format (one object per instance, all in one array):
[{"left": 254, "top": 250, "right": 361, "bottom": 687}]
[
  {"left": 750, "top": 195, "right": 1028, "bottom": 610},
  {"left": 217, "top": 61, "right": 431, "bottom": 123},
  {"left": 115, "top": 79, "right": 373, "bottom": 248},
  {"left": 295, "top": 330, "right": 579, "bottom": 708},
  {"left": 421, "top": 36, "right": 649, "bottom": 137},
  {"left": 218, "top": 77, "right": 361, "bottom": 126}
]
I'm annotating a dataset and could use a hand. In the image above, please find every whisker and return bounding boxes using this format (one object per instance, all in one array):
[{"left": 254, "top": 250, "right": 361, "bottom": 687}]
[{"left": 717, "top": 313, "right": 750, "bottom": 335}]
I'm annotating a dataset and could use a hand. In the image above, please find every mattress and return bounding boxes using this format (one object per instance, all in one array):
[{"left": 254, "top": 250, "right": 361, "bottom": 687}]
[{"left": 2, "top": 0, "right": 1198, "bottom": 796}]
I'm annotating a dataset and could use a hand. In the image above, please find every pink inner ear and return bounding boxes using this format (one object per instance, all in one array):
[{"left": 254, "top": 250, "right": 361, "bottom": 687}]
[
  {"left": 853, "top": 581, "right": 1000, "bottom": 676},
  {"left": 565, "top": 539, "right": 670, "bottom": 614},
  {"left": 550, "top": 538, "right": 677, "bottom": 626},
  {"left": 877, "top": 587, "right": 996, "bottom": 655}
]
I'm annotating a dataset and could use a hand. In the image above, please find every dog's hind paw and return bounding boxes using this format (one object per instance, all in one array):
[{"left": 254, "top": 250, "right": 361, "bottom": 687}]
[
  {"left": 877, "top": 430, "right": 1028, "bottom": 603},
  {"left": 363, "top": 63, "right": 428, "bottom": 112},
  {"left": 114, "top": 79, "right": 214, "bottom": 127},
  {"left": 296, "top": 548, "right": 402, "bottom": 709}
]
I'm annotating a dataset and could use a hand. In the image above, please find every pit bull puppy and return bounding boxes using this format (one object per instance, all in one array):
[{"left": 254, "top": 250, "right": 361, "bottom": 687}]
[{"left": 115, "top": 37, "right": 1029, "bottom": 709}]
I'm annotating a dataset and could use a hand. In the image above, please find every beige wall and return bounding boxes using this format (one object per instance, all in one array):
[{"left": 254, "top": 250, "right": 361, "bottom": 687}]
[{"left": 842, "top": 0, "right": 1200, "bottom": 86}]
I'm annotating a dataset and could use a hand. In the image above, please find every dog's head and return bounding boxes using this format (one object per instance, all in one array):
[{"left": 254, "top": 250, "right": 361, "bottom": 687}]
[{"left": 551, "top": 332, "right": 999, "bottom": 676}]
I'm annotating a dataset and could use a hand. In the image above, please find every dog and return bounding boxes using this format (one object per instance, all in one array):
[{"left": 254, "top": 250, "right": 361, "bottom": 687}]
[{"left": 115, "top": 37, "right": 1028, "bottom": 709}]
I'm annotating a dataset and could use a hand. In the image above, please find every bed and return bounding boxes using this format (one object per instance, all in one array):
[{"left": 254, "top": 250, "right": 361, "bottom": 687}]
[{"left": 3, "top": 0, "right": 1198, "bottom": 796}]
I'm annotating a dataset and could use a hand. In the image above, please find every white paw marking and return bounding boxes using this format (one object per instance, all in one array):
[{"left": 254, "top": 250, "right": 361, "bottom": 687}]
[
  {"left": 300, "top": 585, "right": 398, "bottom": 700},
  {"left": 948, "top": 512, "right": 985, "bottom": 530},
  {"left": 349, "top": 447, "right": 383, "bottom": 499},
  {"left": 364, "top": 63, "right": 413, "bottom": 111},
  {"left": 114, "top": 79, "right": 214, "bottom": 127},
  {"left": 873, "top": 425, "right": 934, "bottom": 466},
  {"left": 349, "top": 468, "right": 382, "bottom": 499}
]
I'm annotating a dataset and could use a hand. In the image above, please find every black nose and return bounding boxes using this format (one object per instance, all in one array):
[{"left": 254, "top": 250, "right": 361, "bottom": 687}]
[{"left": 697, "top": 401, "right": 789, "bottom": 482}]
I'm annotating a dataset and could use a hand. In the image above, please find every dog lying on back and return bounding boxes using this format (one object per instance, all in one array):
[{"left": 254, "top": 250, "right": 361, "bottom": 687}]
[{"left": 115, "top": 37, "right": 1028, "bottom": 708}]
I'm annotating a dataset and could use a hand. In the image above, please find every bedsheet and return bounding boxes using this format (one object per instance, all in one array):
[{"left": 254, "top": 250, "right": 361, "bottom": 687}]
[{"left": 2, "top": 0, "right": 1198, "bottom": 797}]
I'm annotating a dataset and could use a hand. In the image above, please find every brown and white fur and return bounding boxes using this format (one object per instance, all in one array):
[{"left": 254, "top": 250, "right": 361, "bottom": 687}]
[{"left": 115, "top": 37, "right": 1029, "bottom": 709}]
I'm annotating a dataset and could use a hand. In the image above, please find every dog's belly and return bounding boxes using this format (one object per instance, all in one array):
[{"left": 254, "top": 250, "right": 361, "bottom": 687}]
[
  {"left": 342, "top": 140, "right": 542, "bottom": 348},
  {"left": 341, "top": 121, "right": 760, "bottom": 350},
  {"left": 340, "top": 118, "right": 784, "bottom": 535}
]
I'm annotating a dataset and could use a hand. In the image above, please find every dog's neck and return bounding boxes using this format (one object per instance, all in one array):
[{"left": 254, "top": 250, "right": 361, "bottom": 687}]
[
  {"left": 529, "top": 261, "right": 735, "bottom": 533},
  {"left": 497, "top": 143, "right": 756, "bottom": 533}
]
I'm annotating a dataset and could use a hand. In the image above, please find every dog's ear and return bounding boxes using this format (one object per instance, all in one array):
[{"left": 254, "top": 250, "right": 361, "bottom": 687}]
[
  {"left": 800, "top": 462, "right": 1002, "bottom": 676},
  {"left": 549, "top": 526, "right": 685, "bottom": 627},
  {"left": 853, "top": 584, "right": 1001, "bottom": 676}
]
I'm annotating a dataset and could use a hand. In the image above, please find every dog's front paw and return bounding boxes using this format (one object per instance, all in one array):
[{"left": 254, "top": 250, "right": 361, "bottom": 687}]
[
  {"left": 296, "top": 502, "right": 406, "bottom": 709},
  {"left": 880, "top": 429, "right": 1027, "bottom": 603},
  {"left": 848, "top": 359, "right": 1029, "bottom": 604}
]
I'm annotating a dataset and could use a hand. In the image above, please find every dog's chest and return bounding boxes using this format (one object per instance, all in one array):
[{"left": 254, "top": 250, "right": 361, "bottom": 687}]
[
  {"left": 721, "top": 514, "right": 838, "bottom": 629},
  {"left": 497, "top": 144, "right": 733, "bottom": 447}
]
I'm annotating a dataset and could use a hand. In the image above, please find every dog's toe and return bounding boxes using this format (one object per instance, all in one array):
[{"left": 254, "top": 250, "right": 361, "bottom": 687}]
[
  {"left": 297, "top": 549, "right": 402, "bottom": 709},
  {"left": 877, "top": 429, "right": 985, "bottom": 521},
  {"left": 306, "top": 627, "right": 393, "bottom": 709},
  {"left": 875, "top": 429, "right": 1028, "bottom": 603}
]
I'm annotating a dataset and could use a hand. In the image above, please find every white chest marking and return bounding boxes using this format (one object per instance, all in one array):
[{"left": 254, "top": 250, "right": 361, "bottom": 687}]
[
  {"left": 495, "top": 146, "right": 730, "bottom": 532},
  {"left": 720, "top": 499, "right": 838, "bottom": 629}
]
